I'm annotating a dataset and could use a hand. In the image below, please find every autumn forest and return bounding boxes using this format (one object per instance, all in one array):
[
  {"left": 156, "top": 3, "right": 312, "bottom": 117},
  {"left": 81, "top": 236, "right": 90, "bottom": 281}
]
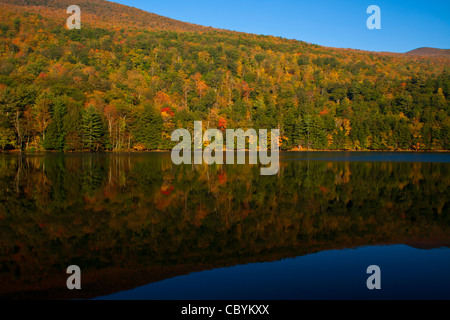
[{"left": 0, "top": 0, "right": 449, "bottom": 152}]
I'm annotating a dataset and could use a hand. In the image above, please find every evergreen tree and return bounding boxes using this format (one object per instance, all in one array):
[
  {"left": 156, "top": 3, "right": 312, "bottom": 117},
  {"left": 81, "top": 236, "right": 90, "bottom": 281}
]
[
  {"left": 293, "top": 116, "right": 303, "bottom": 149},
  {"left": 82, "top": 105, "right": 104, "bottom": 151},
  {"left": 302, "top": 114, "right": 313, "bottom": 150},
  {"left": 134, "top": 105, "right": 163, "bottom": 150},
  {"left": 282, "top": 108, "right": 296, "bottom": 150},
  {"left": 45, "top": 96, "right": 68, "bottom": 151},
  {"left": 311, "top": 116, "right": 327, "bottom": 149}
]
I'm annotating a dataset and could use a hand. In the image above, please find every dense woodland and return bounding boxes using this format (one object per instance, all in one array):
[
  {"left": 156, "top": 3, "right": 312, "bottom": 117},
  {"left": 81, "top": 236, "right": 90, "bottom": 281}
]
[{"left": 0, "top": 0, "right": 449, "bottom": 152}]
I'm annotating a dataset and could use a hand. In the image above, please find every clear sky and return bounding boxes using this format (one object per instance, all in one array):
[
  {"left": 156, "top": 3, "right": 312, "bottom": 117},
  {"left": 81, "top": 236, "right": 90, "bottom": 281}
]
[{"left": 111, "top": 0, "right": 450, "bottom": 53}]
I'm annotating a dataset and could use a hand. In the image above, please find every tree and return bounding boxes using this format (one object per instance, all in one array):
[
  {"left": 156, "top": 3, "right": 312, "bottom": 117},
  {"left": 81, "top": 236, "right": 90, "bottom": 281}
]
[
  {"left": 0, "top": 127, "right": 15, "bottom": 150},
  {"left": 82, "top": 105, "right": 105, "bottom": 151},
  {"left": 0, "top": 86, "right": 15, "bottom": 149},
  {"left": 282, "top": 108, "right": 296, "bottom": 150},
  {"left": 32, "top": 93, "right": 52, "bottom": 147},
  {"left": 104, "top": 104, "right": 118, "bottom": 150},
  {"left": 45, "top": 96, "right": 69, "bottom": 151},
  {"left": 134, "top": 105, "right": 163, "bottom": 150},
  {"left": 8, "top": 85, "right": 38, "bottom": 151}
]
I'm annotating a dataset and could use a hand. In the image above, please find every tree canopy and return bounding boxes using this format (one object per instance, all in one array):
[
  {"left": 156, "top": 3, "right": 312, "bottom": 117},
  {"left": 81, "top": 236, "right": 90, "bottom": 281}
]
[{"left": 0, "top": 1, "right": 449, "bottom": 152}]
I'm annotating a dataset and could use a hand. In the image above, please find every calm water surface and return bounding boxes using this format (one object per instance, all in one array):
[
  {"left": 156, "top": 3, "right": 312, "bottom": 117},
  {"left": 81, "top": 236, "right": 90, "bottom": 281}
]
[{"left": 0, "top": 152, "right": 449, "bottom": 299}]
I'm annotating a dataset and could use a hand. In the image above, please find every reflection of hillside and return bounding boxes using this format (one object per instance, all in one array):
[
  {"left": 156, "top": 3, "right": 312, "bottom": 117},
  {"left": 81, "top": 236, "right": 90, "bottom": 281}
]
[
  {"left": 0, "top": 153, "right": 449, "bottom": 299},
  {"left": 4, "top": 240, "right": 450, "bottom": 300},
  {"left": 406, "top": 241, "right": 450, "bottom": 250}
]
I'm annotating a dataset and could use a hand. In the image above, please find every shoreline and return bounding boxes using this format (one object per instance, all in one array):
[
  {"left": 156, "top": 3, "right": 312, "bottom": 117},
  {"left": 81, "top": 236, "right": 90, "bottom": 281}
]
[{"left": 1, "top": 149, "right": 450, "bottom": 155}]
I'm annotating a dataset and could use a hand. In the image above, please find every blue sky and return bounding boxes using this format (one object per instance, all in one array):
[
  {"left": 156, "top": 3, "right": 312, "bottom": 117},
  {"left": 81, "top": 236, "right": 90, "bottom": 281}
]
[{"left": 112, "top": 0, "right": 450, "bottom": 53}]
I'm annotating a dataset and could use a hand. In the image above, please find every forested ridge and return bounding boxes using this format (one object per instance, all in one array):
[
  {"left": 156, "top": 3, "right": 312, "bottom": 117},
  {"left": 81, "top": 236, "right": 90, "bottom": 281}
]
[{"left": 0, "top": 0, "right": 449, "bottom": 152}]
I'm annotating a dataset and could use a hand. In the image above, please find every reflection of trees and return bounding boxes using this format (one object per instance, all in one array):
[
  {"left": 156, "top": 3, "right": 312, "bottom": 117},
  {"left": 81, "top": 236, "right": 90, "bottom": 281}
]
[
  {"left": 81, "top": 157, "right": 105, "bottom": 198},
  {"left": 0, "top": 153, "right": 449, "bottom": 298}
]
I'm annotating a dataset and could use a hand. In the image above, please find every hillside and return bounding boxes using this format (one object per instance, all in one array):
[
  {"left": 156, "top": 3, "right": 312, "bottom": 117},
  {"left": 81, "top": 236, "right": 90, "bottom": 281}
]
[
  {"left": 407, "top": 47, "right": 450, "bottom": 59},
  {"left": 0, "top": 0, "right": 449, "bottom": 152},
  {"left": 0, "top": 0, "right": 217, "bottom": 32}
]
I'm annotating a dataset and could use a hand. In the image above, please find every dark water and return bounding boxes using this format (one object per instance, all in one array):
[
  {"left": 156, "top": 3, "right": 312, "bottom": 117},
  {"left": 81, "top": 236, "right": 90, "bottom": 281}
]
[{"left": 0, "top": 152, "right": 449, "bottom": 300}]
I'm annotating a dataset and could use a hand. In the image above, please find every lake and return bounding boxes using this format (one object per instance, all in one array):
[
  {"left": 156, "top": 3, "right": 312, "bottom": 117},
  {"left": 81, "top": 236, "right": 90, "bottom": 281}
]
[{"left": 0, "top": 152, "right": 449, "bottom": 300}]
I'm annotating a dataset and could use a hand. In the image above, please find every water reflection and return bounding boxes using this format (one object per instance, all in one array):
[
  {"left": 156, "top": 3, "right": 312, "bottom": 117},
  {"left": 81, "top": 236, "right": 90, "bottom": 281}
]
[
  {"left": 96, "top": 245, "right": 450, "bottom": 300},
  {"left": 0, "top": 152, "right": 449, "bottom": 299}
]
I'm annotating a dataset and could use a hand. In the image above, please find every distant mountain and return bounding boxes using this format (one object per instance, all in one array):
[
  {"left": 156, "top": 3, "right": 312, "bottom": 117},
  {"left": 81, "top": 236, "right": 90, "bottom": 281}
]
[{"left": 406, "top": 47, "right": 450, "bottom": 59}]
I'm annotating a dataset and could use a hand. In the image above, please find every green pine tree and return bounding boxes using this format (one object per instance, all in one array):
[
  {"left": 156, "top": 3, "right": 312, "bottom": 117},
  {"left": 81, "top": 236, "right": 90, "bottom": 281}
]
[
  {"left": 82, "top": 105, "right": 104, "bottom": 151},
  {"left": 134, "top": 105, "right": 163, "bottom": 150},
  {"left": 45, "top": 96, "right": 68, "bottom": 151},
  {"left": 282, "top": 108, "right": 296, "bottom": 150}
]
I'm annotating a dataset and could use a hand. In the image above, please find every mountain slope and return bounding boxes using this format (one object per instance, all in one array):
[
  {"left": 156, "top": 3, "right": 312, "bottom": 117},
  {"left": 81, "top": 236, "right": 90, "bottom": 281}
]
[
  {"left": 0, "top": 0, "right": 449, "bottom": 153},
  {"left": 0, "top": 0, "right": 217, "bottom": 32}
]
